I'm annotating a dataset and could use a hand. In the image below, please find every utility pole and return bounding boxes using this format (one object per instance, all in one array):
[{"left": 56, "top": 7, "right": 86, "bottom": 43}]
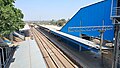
[
  {"left": 98, "top": 20, "right": 105, "bottom": 66},
  {"left": 112, "top": 19, "right": 120, "bottom": 68},
  {"left": 98, "top": 29, "right": 105, "bottom": 65}
]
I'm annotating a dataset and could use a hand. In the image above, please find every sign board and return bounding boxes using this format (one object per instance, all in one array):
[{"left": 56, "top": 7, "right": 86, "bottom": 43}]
[{"left": 68, "top": 26, "right": 113, "bottom": 32}]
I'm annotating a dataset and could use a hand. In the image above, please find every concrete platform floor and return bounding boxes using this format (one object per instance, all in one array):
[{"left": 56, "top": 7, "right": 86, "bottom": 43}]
[{"left": 9, "top": 38, "right": 46, "bottom": 68}]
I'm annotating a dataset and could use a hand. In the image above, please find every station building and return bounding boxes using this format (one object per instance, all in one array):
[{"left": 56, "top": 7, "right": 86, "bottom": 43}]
[
  {"left": 61, "top": 0, "right": 114, "bottom": 41},
  {"left": 59, "top": 0, "right": 119, "bottom": 52}
]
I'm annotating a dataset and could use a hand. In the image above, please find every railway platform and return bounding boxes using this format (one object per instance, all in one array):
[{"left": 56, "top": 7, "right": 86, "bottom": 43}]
[
  {"left": 38, "top": 26, "right": 111, "bottom": 68},
  {"left": 9, "top": 37, "right": 46, "bottom": 68}
]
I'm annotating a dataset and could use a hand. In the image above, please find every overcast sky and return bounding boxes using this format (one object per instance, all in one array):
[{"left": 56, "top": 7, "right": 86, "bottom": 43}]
[{"left": 15, "top": 0, "right": 103, "bottom": 21}]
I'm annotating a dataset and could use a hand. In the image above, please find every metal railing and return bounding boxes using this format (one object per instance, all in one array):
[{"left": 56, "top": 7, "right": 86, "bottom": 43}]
[{"left": 111, "top": 7, "right": 120, "bottom": 17}]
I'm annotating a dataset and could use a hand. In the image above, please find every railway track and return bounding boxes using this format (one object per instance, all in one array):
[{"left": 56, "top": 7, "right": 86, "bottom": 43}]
[{"left": 31, "top": 27, "right": 78, "bottom": 68}]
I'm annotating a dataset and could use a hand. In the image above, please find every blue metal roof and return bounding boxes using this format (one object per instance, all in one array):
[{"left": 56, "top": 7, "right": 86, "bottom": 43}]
[{"left": 61, "top": 0, "right": 116, "bottom": 41}]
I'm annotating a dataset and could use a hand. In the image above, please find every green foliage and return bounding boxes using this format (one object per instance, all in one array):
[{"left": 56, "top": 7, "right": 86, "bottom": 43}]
[
  {"left": 50, "top": 19, "right": 57, "bottom": 25},
  {"left": 49, "top": 19, "right": 67, "bottom": 26},
  {"left": 56, "top": 19, "right": 66, "bottom": 26},
  {"left": 0, "top": 0, "right": 24, "bottom": 35}
]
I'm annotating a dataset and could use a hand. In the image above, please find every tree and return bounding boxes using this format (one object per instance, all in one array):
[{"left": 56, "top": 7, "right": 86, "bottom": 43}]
[
  {"left": 50, "top": 19, "right": 57, "bottom": 25},
  {"left": 0, "top": 0, "right": 24, "bottom": 36},
  {"left": 57, "top": 19, "right": 66, "bottom": 26}
]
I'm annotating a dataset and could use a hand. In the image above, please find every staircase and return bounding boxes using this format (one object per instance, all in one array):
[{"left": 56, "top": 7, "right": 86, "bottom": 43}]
[
  {"left": 111, "top": 7, "right": 120, "bottom": 17},
  {"left": 111, "top": 0, "right": 120, "bottom": 24},
  {"left": 111, "top": 7, "right": 120, "bottom": 24}
]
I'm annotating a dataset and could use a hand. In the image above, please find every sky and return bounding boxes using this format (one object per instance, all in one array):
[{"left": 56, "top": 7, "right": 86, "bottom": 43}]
[{"left": 15, "top": 0, "right": 103, "bottom": 21}]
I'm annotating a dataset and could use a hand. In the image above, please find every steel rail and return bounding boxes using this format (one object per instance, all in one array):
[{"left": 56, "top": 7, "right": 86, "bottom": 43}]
[
  {"left": 32, "top": 28, "right": 78, "bottom": 68},
  {"left": 36, "top": 28, "right": 78, "bottom": 68},
  {"left": 33, "top": 28, "right": 66, "bottom": 68},
  {"left": 31, "top": 28, "right": 57, "bottom": 68}
]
